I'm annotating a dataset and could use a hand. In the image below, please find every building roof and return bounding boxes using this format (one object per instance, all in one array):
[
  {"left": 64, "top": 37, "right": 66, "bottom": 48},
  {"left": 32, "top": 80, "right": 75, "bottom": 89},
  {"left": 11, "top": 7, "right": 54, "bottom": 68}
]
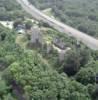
[{"left": 53, "top": 37, "right": 66, "bottom": 50}]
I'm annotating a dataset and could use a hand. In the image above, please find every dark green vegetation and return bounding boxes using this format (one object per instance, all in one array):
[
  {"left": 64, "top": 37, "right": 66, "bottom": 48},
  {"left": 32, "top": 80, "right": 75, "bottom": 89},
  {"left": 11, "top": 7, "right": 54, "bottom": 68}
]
[
  {"left": 0, "top": 23, "right": 98, "bottom": 100},
  {"left": 29, "top": 0, "right": 98, "bottom": 37},
  {"left": 0, "top": 0, "right": 98, "bottom": 100},
  {"left": 0, "top": 0, "right": 26, "bottom": 21}
]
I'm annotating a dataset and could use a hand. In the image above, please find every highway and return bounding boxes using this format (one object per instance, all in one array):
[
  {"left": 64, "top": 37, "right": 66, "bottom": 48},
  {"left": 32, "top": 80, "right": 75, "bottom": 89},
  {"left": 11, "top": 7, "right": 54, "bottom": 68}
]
[{"left": 16, "top": 0, "right": 98, "bottom": 50}]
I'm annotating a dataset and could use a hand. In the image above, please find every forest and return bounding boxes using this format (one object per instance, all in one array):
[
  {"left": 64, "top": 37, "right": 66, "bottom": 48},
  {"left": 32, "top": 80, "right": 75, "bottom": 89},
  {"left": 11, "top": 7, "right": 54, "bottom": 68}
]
[
  {"left": 0, "top": 0, "right": 26, "bottom": 21},
  {"left": 0, "top": 0, "right": 98, "bottom": 100},
  {"left": 0, "top": 23, "right": 98, "bottom": 99}
]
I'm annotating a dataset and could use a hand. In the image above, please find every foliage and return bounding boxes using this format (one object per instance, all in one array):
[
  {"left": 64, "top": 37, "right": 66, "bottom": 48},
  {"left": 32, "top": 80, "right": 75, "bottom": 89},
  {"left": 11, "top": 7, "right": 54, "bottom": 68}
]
[
  {"left": 4, "top": 51, "right": 91, "bottom": 100},
  {"left": 75, "top": 67, "right": 96, "bottom": 85},
  {"left": 25, "top": 20, "right": 33, "bottom": 29},
  {"left": 0, "top": 8, "right": 97, "bottom": 99},
  {"left": 60, "top": 48, "right": 91, "bottom": 76},
  {"left": 0, "top": 0, "right": 25, "bottom": 21},
  {"left": 0, "top": 77, "right": 15, "bottom": 100}
]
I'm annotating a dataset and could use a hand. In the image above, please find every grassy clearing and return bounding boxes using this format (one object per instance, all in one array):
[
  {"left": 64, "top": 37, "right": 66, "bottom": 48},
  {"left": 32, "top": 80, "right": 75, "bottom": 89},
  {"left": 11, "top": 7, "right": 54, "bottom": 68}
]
[
  {"left": 16, "top": 34, "right": 28, "bottom": 48},
  {"left": 42, "top": 8, "right": 53, "bottom": 17}
]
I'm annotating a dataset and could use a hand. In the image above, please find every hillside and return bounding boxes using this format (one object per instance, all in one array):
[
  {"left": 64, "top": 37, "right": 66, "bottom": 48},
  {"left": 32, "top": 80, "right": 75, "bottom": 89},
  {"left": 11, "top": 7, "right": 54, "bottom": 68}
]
[{"left": 0, "top": 0, "right": 98, "bottom": 100}]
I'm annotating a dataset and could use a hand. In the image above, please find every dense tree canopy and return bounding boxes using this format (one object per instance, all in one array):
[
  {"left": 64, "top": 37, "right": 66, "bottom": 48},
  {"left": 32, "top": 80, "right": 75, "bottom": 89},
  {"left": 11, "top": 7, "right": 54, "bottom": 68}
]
[
  {"left": 0, "top": 23, "right": 97, "bottom": 99},
  {"left": 4, "top": 51, "right": 91, "bottom": 100},
  {"left": 0, "top": 0, "right": 26, "bottom": 20},
  {"left": 75, "top": 67, "right": 96, "bottom": 85},
  {"left": 0, "top": 0, "right": 98, "bottom": 99}
]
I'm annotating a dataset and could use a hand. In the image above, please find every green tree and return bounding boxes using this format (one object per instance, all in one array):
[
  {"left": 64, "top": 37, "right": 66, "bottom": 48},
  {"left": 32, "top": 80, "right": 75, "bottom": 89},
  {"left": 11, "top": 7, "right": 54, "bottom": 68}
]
[
  {"left": 3, "top": 50, "right": 91, "bottom": 100},
  {"left": 75, "top": 67, "right": 96, "bottom": 85},
  {"left": 13, "top": 19, "right": 23, "bottom": 28},
  {"left": 62, "top": 50, "right": 80, "bottom": 76},
  {"left": 25, "top": 20, "right": 33, "bottom": 29}
]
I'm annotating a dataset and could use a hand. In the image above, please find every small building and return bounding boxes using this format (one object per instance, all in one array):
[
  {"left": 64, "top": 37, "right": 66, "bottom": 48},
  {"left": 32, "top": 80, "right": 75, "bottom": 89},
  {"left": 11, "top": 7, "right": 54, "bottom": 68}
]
[
  {"left": 30, "top": 27, "right": 43, "bottom": 46},
  {"left": 58, "top": 47, "right": 71, "bottom": 62},
  {"left": 17, "top": 29, "right": 25, "bottom": 34},
  {"left": 53, "top": 39, "right": 71, "bottom": 62},
  {"left": 46, "top": 43, "right": 53, "bottom": 54},
  {"left": 53, "top": 37, "right": 66, "bottom": 50},
  {"left": 16, "top": 24, "right": 25, "bottom": 34},
  {"left": 58, "top": 50, "right": 66, "bottom": 62}
]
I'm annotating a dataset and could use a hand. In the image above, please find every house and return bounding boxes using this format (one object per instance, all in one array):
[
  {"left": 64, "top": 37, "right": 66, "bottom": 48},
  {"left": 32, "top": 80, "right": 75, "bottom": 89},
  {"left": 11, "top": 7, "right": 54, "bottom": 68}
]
[
  {"left": 58, "top": 47, "right": 71, "bottom": 62},
  {"left": 58, "top": 50, "right": 66, "bottom": 62},
  {"left": 53, "top": 37, "right": 66, "bottom": 50},
  {"left": 46, "top": 43, "right": 53, "bottom": 54},
  {"left": 53, "top": 37, "right": 71, "bottom": 62},
  {"left": 30, "top": 27, "right": 43, "bottom": 46},
  {"left": 16, "top": 24, "right": 25, "bottom": 34}
]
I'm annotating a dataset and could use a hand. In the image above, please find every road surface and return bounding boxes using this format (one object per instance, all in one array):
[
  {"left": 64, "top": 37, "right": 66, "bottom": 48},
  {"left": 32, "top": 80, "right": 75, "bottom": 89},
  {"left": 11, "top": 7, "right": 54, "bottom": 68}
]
[{"left": 16, "top": 0, "right": 98, "bottom": 50}]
